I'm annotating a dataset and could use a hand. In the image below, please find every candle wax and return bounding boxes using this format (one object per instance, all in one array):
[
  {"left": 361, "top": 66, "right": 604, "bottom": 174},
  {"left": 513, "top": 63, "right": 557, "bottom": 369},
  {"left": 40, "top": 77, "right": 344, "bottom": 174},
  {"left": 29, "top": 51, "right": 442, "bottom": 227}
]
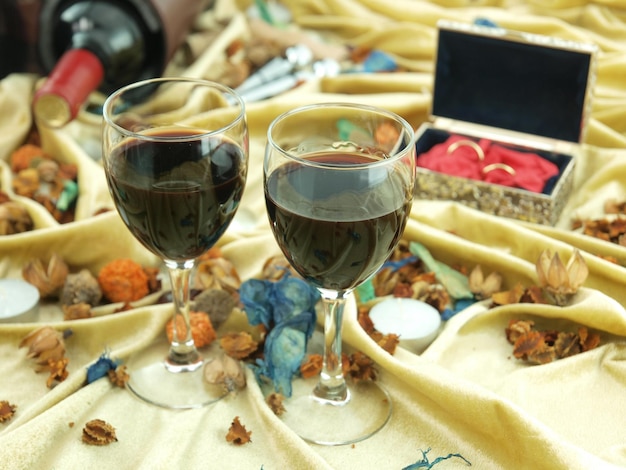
[
  {"left": 0, "top": 279, "right": 40, "bottom": 322},
  {"left": 369, "top": 297, "right": 441, "bottom": 352}
]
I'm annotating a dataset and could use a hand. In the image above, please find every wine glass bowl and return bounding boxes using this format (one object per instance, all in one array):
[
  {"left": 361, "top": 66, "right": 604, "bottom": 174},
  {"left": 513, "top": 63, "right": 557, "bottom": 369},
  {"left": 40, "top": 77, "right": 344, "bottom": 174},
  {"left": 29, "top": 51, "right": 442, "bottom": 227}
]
[
  {"left": 264, "top": 103, "right": 416, "bottom": 444},
  {"left": 102, "top": 77, "right": 248, "bottom": 408}
]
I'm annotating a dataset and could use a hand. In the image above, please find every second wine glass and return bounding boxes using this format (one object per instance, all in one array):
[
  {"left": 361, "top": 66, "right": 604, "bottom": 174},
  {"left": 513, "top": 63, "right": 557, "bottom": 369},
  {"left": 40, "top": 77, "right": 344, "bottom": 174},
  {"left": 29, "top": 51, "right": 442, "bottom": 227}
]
[
  {"left": 264, "top": 103, "right": 416, "bottom": 445},
  {"left": 102, "top": 77, "right": 248, "bottom": 408}
]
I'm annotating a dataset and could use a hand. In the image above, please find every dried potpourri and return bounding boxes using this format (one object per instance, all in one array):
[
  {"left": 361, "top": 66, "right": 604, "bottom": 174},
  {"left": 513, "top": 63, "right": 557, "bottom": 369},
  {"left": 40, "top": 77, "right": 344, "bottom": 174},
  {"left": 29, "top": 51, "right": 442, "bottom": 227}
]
[
  {"left": 266, "top": 392, "right": 286, "bottom": 416},
  {"left": 226, "top": 416, "right": 252, "bottom": 445},
  {"left": 535, "top": 249, "right": 589, "bottom": 306},
  {"left": 204, "top": 354, "right": 246, "bottom": 392},
  {"left": 0, "top": 400, "right": 17, "bottom": 423},
  {"left": 107, "top": 365, "right": 129, "bottom": 388},
  {"left": 572, "top": 199, "right": 626, "bottom": 248},
  {"left": 22, "top": 253, "right": 69, "bottom": 299},
  {"left": 165, "top": 311, "right": 217, "bottom": 349},
  {"left": 10, "top": 143, "right": 78, "bottom": 224},
  {"left": 239, "top": 272, "right": 319, "bottom": 397},
  {"left": 19, "top": 326, "right": 72, "bottom": 372},
  {"left": 82, "top": 419, "right": 118, "bottom": 446},
  {"left": 194, "top": 247, "right": 242, "bottom": 295},
  {"left": 219, "top": 332, "right": 259, "bottom": 360},
  {"left": 0, "top": 191, "right": 34, "bottom": 235},
  {"left": 492, "top": 249, "right": 588, "bottom": 308},
  {"left": 97, "top": 258, "right": 151, "bottom": 303},
  {"left": 505, "top": 319, "right": 601, "bottom": 365},
  {"left": 46, "top": 357, "right": 70, "bottom": 388}
]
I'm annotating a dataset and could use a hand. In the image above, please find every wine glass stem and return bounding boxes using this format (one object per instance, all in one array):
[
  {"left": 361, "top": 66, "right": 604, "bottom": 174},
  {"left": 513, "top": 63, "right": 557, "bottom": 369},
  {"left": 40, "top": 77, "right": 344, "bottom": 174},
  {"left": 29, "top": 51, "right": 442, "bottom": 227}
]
[
  {"left": 314, "top": 292, "right": 349, "bottom": 403},
  {"left": 164, "top": 260, "right": 202, "bottom": 372}
]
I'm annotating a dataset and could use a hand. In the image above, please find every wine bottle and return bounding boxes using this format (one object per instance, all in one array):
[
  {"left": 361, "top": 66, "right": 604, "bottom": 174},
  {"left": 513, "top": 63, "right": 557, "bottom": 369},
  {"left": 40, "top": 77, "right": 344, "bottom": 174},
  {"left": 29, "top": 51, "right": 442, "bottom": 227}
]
[{"left": 33, "top": 0, "right": 207, "bottom": 127}]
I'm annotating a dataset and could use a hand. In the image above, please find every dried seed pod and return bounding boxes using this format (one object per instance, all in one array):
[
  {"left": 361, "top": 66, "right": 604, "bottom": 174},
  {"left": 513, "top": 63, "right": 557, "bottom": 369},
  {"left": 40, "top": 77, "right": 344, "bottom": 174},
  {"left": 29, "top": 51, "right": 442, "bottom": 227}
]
[
  {"left": 536, "top": 249, "right": 589, "bottom": 306},
  {"left": 22, "top": 253, "right": 69, "bottom": 298},
  {"left": 204, "top": 354, "right": 246, "bottom": 392},
  {"left": 82, "top": 419, "right": 118, "bottom": 446},
  {"left": 60, "top": 269, "right": 102, "bottom": 306},
  {"left": 19, "top": 326, "right": 71, "bottom": 371},
  {"left": 468, "top": 265, "right": 503, "bottom": 300}
]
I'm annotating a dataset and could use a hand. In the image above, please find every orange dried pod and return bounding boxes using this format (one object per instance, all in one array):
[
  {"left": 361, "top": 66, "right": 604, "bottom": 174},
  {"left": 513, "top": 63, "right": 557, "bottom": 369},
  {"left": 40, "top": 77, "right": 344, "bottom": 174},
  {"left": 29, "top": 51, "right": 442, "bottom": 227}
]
[
  {"left": 165, "top": 312, "right": 216, "bottom": 348},
  {"left": 97, "top": 259, "right": 149, "bottom": 303}
]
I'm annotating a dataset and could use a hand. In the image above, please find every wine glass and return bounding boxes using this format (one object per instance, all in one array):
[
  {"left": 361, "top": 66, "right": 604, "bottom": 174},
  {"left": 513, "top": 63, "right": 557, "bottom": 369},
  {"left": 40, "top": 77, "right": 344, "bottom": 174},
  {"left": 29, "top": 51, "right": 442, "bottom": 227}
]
[
  {"left": 102, "top": 77, "right": 248, "bottom": 408},
  {"left": 264, "top": 103, "right": 416, "bottom": 445}
]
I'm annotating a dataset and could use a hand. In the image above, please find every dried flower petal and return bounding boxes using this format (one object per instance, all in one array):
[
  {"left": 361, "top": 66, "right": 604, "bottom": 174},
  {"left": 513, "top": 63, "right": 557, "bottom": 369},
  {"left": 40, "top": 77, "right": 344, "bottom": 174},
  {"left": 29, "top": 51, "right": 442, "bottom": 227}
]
[
  {"left": 0, "top": 400, "right": 17, "bottom": 423},
  {"left": 82, "top": 419, "right": 118, "bottom": 446},
  {"left": 226, "top": 416, "right": 252, "bottom": 445}
]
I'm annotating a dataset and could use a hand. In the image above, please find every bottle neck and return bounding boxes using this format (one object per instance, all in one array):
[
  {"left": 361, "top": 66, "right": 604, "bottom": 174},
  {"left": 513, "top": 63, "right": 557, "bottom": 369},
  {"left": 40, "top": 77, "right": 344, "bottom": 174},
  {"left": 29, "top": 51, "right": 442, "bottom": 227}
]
[{"left": 33, "top": 48, "right": 104, "bottom": 128}]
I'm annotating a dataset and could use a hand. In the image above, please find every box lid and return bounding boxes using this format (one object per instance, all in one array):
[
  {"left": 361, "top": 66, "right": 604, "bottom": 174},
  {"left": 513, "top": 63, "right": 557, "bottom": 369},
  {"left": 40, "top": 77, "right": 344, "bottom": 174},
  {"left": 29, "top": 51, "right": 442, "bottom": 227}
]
[{"left": 432, "top": 21, "right": 598, "bottom": 144}]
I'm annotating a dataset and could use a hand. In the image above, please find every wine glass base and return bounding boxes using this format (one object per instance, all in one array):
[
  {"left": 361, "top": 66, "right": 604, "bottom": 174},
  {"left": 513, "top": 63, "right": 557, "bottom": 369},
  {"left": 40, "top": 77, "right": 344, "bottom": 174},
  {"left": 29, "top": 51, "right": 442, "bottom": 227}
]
[
  {"left": 125, "top": 340, "right": 227, "bottom": 409},
  {"left": 276, "top": 377, "right": 392, "bottom": 446}
]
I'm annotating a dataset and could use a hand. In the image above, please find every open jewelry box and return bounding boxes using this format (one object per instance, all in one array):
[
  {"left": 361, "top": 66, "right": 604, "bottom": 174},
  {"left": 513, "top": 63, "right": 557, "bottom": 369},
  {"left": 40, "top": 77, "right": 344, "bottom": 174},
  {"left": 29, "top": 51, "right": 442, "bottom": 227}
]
[{"left": 414, "top": 20, "right": 598, "bottom": 225}]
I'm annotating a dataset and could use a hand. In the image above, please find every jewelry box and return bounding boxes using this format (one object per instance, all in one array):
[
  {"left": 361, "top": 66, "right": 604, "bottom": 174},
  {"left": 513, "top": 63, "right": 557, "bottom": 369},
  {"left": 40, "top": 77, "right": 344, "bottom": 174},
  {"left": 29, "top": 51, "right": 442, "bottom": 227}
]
[{"left": 414, "top": 20, "right": 598, "bottom": 225}]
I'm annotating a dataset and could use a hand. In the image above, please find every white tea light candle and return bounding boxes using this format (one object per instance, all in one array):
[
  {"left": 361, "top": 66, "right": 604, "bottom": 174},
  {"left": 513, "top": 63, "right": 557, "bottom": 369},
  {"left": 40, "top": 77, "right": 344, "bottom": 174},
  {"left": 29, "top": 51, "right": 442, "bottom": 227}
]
[
  {"left": 0, "top": 279, "right": 40, "bottom": 323},
  {"left": 369, "top": 297, "right": 441, "bottom": 353}
]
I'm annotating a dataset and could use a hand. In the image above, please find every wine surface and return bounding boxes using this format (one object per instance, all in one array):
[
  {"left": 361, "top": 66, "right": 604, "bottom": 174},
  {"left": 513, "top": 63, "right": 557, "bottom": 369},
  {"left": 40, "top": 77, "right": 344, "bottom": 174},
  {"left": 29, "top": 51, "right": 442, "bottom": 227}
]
[
  {"left": 265, "top": 152, "right": 411, "bottom": 291},
  {"left": 107, "top": 129, "right": 246, "bottom": 262}
]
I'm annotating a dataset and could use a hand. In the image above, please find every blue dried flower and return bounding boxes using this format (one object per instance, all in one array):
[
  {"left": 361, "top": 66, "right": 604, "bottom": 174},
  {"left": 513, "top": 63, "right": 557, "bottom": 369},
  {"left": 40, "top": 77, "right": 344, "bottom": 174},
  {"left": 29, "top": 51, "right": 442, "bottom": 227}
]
[
  {"left": 86, "top": 352, "right": 120, "bottom": 384},
  {"left": 240, "top": 273, "right": 319, "bottom": 396}
]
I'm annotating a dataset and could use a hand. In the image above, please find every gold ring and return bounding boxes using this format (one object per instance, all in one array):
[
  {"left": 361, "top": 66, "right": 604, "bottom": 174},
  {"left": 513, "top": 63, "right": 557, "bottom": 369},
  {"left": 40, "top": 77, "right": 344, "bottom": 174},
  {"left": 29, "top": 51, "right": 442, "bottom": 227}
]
[
  {"left": 446, "top": 139, "right": 485, "bottom": 161},
  {"left": 482, "top": 163, "right": 516, "bottom": 175}
]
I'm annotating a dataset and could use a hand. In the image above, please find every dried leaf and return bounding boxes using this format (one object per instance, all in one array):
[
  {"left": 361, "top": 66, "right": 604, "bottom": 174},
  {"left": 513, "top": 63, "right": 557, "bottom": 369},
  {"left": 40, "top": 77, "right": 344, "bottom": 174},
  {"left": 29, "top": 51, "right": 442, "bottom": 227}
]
[
  {"left": 82, "top": 419, "right": 118, "bottom": 446},
  {"left": 226, "top": 416, "right": 252, "bottom": 445},
  {"left": 0, "top": 400, "right": 17, "bottom": 423}
]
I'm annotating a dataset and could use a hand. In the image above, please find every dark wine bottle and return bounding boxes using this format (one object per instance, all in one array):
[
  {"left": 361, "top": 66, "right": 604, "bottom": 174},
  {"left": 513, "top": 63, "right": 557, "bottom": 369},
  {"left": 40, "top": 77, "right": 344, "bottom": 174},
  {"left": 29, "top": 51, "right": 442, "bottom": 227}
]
[{"left": 33, "top": 0, "right": 208, "bottom": 127}]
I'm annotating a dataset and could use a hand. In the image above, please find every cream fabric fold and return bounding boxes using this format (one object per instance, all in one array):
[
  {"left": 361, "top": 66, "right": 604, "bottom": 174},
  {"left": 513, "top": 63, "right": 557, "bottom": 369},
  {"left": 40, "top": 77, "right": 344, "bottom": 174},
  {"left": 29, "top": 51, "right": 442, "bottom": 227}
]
[{"left": 1, "top": 1, "right": 626, "bottom": 469}]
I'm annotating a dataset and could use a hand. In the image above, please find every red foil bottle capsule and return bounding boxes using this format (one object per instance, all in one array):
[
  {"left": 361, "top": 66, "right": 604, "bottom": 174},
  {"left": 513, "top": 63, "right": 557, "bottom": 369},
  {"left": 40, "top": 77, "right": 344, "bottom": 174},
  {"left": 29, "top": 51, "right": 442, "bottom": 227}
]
[{"left": 33, "top": 0, "right": 206, "bottom": 128}]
